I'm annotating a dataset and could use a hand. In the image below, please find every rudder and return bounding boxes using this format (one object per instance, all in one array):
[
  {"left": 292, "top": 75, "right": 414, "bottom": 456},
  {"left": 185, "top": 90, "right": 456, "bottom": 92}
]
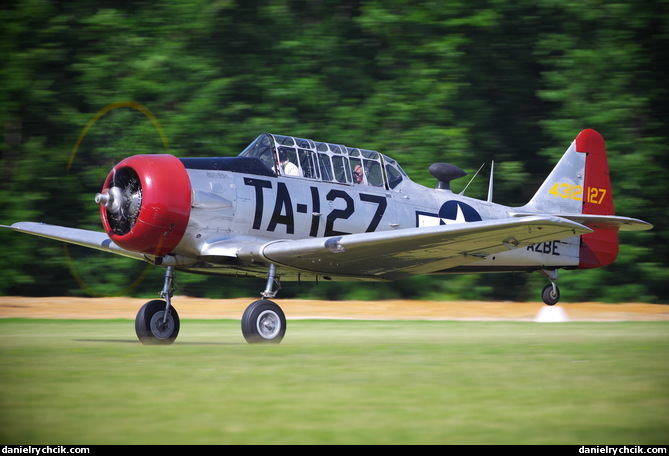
[{"left": 574, "top": 129, "right": 618, "bottom": 269}]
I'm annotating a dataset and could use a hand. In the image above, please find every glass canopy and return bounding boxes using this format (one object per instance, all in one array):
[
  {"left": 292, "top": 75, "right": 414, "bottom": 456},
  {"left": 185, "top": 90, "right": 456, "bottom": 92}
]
[{"left": 239, "top": 133, "right": 408, "bottom": 189}]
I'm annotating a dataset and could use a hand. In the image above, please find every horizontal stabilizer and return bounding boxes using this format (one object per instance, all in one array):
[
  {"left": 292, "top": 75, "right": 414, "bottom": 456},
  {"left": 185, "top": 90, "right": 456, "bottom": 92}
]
[{"left": 510, "top": 213, "right": 653, "bottom": 231}]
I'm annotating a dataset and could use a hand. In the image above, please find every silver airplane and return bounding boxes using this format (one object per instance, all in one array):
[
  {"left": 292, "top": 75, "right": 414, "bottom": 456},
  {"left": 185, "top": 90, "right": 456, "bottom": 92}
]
[{"left": 2, "top": 129, "right": 652, "bottom": 344}]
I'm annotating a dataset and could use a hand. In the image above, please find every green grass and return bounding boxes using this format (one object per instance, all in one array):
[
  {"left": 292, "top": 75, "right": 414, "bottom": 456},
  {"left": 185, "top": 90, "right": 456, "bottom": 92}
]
[{"left": 1, "top": 319, "right": 668, "bottom": 444}]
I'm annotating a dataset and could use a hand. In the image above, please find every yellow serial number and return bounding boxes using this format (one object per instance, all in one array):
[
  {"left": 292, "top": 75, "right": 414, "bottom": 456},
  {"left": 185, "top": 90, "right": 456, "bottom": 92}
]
[{"left": 549, "top": 182, "right": 607, "bottom": 204}]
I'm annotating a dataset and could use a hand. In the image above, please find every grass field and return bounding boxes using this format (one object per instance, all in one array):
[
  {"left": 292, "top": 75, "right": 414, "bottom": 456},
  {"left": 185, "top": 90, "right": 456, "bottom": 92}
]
[{"left": 1, "top": 318, "right": 668, "bottom": 445}]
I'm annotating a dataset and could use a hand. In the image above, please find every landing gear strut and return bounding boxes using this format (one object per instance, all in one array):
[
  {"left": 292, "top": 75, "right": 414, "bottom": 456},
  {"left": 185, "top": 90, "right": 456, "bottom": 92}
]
[
  {"left": 132, "top": 264, "right": 287, "bottom": 345},
  {"left": 539, "top": 269, "right": 560, "bottom": 306},
  {"left": 241, "top": 264, "right": 286, "bottom": 344},
  {"left": 135, "top": 266, "right": 180, "bottom": 344}
]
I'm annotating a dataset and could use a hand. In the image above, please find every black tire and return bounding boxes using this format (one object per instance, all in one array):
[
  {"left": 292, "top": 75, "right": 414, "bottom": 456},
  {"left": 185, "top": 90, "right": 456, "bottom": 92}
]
[
  {"left": 135, "top": 299, "right": 180, "bottom": 345},
  {"left": 541, "top": 284, "right": 560, "bottom": 306},
  {"left": 241, "top": 299, "right": 286, "bottom": 344}
]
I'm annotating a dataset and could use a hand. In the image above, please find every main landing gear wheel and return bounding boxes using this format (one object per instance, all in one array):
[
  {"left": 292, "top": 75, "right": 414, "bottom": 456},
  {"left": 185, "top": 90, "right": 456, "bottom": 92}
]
[
  {"left": 135, "top": 299, "right": 180, "bottom": 345},
  {"left": 241, "top": 299, "right": 286, "bottom": 344},
  {"left": 541, "top": 284, "right": 561, "bottom": 306}
]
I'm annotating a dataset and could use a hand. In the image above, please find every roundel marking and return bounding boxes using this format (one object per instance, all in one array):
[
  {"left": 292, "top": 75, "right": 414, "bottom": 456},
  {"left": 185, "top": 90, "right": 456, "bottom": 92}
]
[{"left": 438, "top": 201, "right": 482, "bottom": 224}]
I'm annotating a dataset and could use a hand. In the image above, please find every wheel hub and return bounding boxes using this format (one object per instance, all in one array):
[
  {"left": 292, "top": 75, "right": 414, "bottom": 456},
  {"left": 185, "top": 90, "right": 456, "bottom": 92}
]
[
  {"left": 150, "top": 311, "right": 175, "bottom": 339},
  {"left": 257, "top": 310, "right": 281, "bottom": 339}
]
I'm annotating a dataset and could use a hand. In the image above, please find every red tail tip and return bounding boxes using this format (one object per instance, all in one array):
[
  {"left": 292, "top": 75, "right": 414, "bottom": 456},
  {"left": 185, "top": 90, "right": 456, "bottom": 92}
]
[{"left": 575, "top": 129, "right": 619, "bottom": 269}]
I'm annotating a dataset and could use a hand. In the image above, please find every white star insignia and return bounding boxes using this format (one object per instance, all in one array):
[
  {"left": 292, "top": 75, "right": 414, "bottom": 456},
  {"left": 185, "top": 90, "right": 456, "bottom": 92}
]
[{"left": 441, "top": 205, "right": 467, "bottom": 225}]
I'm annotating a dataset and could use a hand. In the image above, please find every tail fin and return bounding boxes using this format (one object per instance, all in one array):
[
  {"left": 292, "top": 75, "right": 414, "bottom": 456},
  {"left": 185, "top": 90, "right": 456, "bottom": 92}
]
[{"left": 523, "top": 129, "right": 618, "bottom": 269}]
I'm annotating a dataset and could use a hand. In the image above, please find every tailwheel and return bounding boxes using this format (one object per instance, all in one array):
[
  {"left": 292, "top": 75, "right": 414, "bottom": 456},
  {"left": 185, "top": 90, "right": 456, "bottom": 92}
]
[
  {"left": 541, "top": 283, "right": 560, "bottom": 306},
  {"left": 135, "top": 299, "right": 180, "bottom": 345},
  {"left": 241, "top": 299, "right": 286, "bottom": 344},
  {"left": 539, "top": 269, "right": 560, "bottom": 306}
]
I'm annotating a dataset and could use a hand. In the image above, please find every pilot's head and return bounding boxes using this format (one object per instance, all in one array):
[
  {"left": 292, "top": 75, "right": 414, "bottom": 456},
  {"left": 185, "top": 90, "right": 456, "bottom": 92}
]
[
  {"left": 353, "top": 164, "right": 364, "bottom": 183},
  {"left": 278, "top": 147, "right": 288, "bottom": 163}
]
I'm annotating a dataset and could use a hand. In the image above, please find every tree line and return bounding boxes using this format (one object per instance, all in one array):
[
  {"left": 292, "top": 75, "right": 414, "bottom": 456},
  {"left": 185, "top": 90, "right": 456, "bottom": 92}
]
[{"left": 1, "top": 0, "right": 667, "bottom": 302}]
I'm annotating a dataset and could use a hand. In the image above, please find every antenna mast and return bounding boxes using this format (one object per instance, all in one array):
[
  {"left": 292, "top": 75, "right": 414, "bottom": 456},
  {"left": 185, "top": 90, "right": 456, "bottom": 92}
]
[
  {"left": 459, "top": 163, "right": 485, "bottom": 196},
  {"left": 487, "top": 160, "right": 494, "bottom": 202}
]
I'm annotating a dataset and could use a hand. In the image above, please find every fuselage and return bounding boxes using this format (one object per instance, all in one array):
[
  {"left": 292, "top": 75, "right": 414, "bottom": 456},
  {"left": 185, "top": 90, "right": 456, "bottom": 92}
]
[
  {"left": 94, "top": 130, "right": 651, "bottom": 282},
  {"left": 169, "top": 140, "right": 579, "bottom": 280}
]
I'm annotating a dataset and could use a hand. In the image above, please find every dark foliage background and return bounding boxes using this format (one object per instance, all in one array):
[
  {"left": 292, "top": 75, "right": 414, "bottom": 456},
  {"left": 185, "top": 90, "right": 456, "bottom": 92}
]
[{"left": 1, "top": 0, "right": 666, "bottom": 302}]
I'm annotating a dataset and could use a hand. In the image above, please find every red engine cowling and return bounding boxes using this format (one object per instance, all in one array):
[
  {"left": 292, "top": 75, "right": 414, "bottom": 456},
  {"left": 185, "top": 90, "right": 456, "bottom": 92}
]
[{"left": 97, "top": 154, "right": 192, "bottom": 257}]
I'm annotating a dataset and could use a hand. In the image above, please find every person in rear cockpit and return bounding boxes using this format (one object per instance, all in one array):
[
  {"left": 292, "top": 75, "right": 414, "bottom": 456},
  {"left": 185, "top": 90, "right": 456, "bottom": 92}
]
[{"left": 353, "top": 164, "right": 364, "bottom": 184}]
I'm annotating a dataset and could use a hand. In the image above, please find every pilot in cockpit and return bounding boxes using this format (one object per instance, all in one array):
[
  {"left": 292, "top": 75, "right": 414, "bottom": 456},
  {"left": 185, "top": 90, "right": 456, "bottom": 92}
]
[
  {"left": 278, "top": 147, "right": 300, "bottom": 176},
  {"left": 353, "top": 164, "right": 364, "bottom": 184}
]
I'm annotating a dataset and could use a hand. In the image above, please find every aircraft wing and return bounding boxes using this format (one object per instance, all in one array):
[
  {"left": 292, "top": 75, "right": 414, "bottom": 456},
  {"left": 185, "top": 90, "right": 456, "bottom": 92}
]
[
  {"left": 4, "top": 216, "right": 593, "bottom": 281},
  {"left": 255, "top": 216, "right": 592, "bottom": 280},
  {"left": 1, "top": 222, "right": 149, "bottom": 262}
]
